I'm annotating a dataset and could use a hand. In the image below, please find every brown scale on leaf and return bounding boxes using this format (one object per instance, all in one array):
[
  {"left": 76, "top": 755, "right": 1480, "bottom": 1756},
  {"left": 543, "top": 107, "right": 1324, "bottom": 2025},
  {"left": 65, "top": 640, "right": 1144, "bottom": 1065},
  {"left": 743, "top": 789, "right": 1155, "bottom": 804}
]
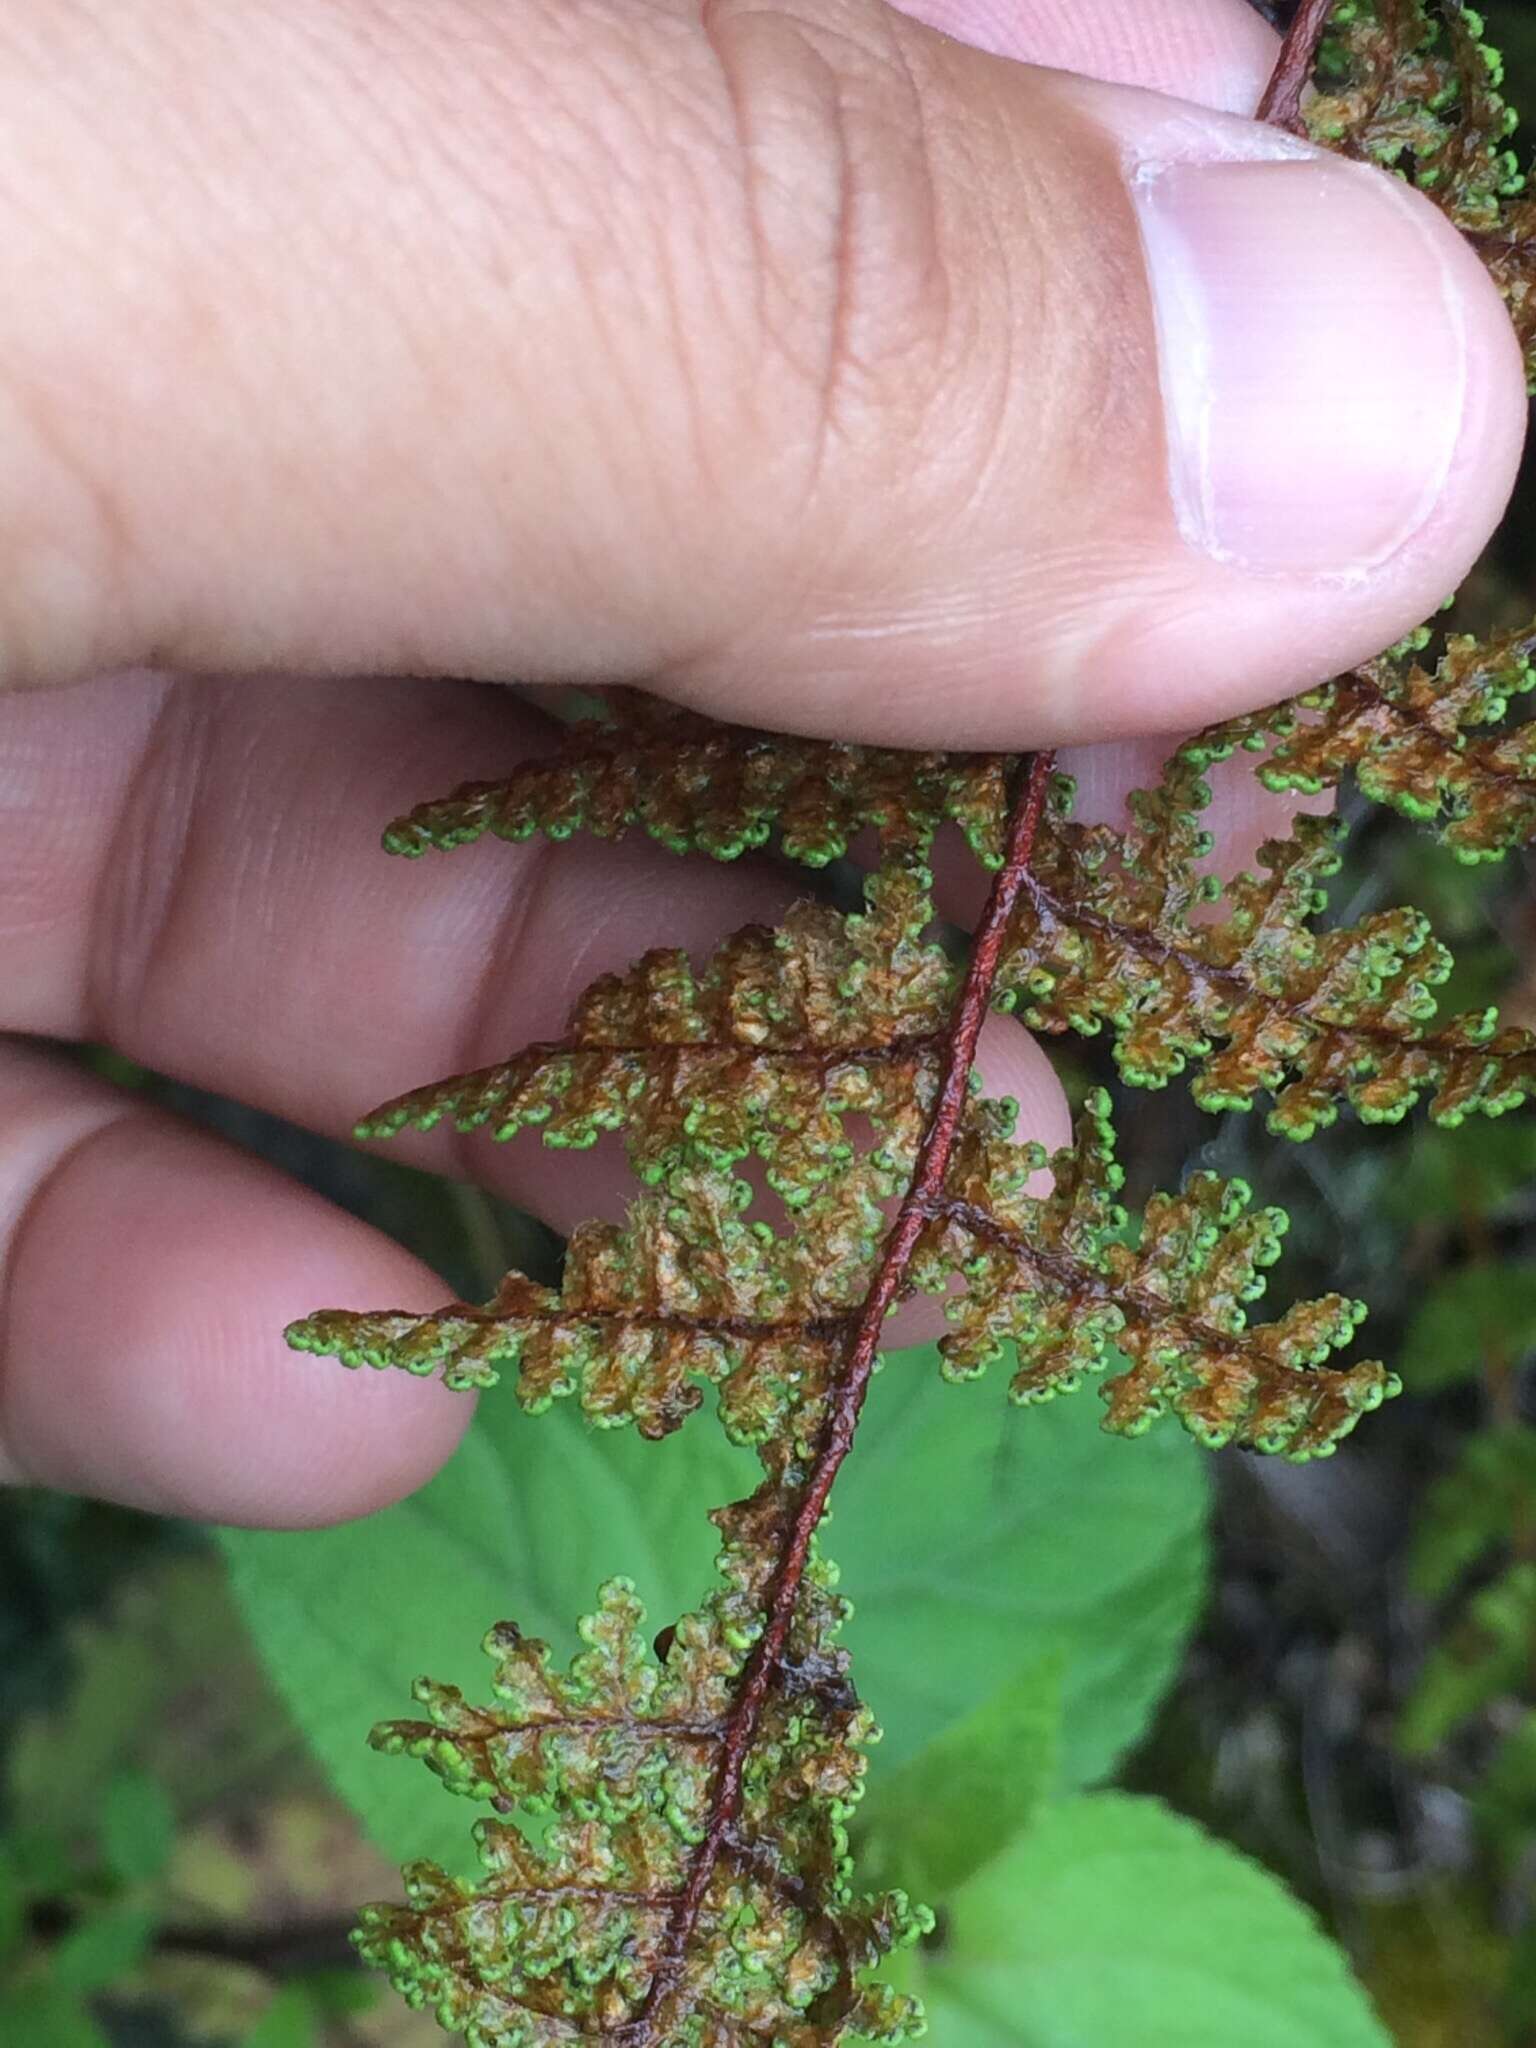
[{"left": 287, "top": 7, "right": 1536, "bottom": 2041}]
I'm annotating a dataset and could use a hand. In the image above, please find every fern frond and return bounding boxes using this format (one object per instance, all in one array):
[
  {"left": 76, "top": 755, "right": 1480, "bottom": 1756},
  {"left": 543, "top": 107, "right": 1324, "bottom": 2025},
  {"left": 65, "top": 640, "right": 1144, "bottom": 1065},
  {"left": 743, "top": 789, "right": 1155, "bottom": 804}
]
[
  {"left": 919, "top": 1092, "right": 1394, "bottom": 1457},
  {"left": 997, "top": 757, "right": 1536, "bottom": 1133},
  {"left": 354, "top": 875, "right": 953, "bottom": 1168},
  {"left": 292, "top": 874, "right": 1394, "bottom": 1464},
  {"left": 293, "top": 888, "right": 956, "bottom": 1443},
  {"left": 1185, "top": 622, "right": 1536, "bottom": 861},
  {"left": 380, "top": 693, "right": 1536, "bottom": 1135},
  {"left": 358, "top": 1545, "right": 929, "bottom": 2045},
  {"left": 383, "top": 693, "right": 1014, "bottom": 872}
]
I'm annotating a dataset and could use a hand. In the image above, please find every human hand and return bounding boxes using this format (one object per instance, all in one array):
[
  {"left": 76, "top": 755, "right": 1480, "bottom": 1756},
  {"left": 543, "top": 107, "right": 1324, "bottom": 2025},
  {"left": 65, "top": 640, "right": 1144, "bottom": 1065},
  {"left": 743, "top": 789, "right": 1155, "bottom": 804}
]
[{"left": 0, "top": 0, "right": 1524, "bottom": 1525}]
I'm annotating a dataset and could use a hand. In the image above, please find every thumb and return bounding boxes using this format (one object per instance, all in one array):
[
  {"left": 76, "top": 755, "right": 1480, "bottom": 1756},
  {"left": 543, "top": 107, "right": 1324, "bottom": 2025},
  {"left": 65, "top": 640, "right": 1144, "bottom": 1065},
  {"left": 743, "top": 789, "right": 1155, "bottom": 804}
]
[{"left": 0, "top": 0, "right": 1523, "bottom": 744}]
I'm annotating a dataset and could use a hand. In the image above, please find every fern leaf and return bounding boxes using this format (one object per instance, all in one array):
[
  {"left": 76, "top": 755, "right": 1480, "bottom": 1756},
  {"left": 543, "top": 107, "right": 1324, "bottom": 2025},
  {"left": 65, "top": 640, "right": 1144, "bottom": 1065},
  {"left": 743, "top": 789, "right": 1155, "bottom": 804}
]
[
  {"left": 997, "top": 758, "right": 1536, "bottom": 1133},
  {"left": 291, "top": 887, "right": 955, "bottom": 1443},
  {"left": 383, "top": 693, "right": 1014, "bottom": 872},
  {"left": 291, "top": 893, "right": 1394, "bottom": 1461},
  {"left": 358, "top": 1545, "right": 929, "bottom": 2045},
  {"left": 354, "top": 875, "right": 953, "bottom": 1165},
  {"left": 920, "top": 1092, "right": 1394, "bottom": 1457},
  {"left": 379, "top": 693, "right": 1536, "bottom": 1132},
  {"left": 1185, "top": 622, "right": 1536, "bottom": 861}
]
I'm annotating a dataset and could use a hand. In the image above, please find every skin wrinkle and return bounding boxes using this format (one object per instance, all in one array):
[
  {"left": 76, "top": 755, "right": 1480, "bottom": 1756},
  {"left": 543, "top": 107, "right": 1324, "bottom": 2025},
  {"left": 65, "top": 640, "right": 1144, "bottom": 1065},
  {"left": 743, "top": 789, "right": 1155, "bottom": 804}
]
[
  {"left": 701, "top": 1, "right": 959, "bottom": 516},
  {"left": 869, "top": 63, "right": 1010, "bottom": 582},
  {"left": 1022, "top": 91, "right": 1167, "bottom": 520},
  {"left": 634, "top": 30, "right": 766, "bottom": 521},
  {"left": 697, "top": 8, "right": 851, "bottom": 441},
  {"left": 807, "top": 17, "right": 958, "bottom": 421},
  {"left": 0, "top": 683, "right": 171, "bottom": 1030},
  {"left": 806, "top": 40, "right": 858, "bottom": 506},
  {"left": 84, "top": 679, "right": 212, "bottom": 1051},
  {"left": 798, "top": 36, "right": 860, "bottom": 512},
  {"left": 676, "top": 2, "right": 861, "bottom": 670},
  {"left": 677, "top": 56, "right": 1173, "bottom": 736},
  {"left": 692, "top": 0, "right": 772, "bottom": 455},
  {"left": 566, "top": 10, "right": 761, "bottom": 557}
]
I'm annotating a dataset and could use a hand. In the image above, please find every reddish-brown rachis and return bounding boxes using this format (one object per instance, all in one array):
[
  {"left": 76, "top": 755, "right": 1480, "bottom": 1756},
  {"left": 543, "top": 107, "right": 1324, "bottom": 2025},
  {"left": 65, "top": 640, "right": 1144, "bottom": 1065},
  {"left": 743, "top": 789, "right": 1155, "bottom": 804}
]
[{"left": 616, "top": 750, "right": 1057, "bottom": 2041}]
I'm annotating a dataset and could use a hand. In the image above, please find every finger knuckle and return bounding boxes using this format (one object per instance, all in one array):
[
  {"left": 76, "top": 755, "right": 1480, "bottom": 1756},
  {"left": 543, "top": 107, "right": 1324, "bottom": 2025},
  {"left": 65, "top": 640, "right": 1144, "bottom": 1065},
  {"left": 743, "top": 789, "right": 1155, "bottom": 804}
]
[{"left": 698, "top": 0, "right": 965, "bottom": 493}]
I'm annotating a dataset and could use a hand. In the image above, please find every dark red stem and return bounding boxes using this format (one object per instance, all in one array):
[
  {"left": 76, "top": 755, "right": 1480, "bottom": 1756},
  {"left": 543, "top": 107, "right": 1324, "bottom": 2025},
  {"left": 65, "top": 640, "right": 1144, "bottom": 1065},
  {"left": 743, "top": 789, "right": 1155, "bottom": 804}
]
[
  {"left": 620, "top": 750, "right": 1057, "bottom": 2041},
  {"left": 1257, "top": 0, "right": 1333, "bottom": 129},
  {"left": 621, "top": 24, "right": 1314, "bottom": 2023}
]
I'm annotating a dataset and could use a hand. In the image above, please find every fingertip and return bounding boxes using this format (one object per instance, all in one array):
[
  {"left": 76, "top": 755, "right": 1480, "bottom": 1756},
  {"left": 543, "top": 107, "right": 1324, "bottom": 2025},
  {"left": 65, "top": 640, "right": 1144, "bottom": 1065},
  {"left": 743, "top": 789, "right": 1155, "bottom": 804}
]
[
  {"left": 1, "top": 1107, "right": 474, "bottom": 1528},
  {"left": 1105, "top": 96, "right": 1531, "bottom": 737},
  {"left": 974, "top": 1011, "right": 1073, "bottom": 1157},
  {"left": 995, "top": 80, "right": 1530, "bottom": 745},
  {"left": 889, "top": 1009, "right": 1069, "bottom": 1348}
]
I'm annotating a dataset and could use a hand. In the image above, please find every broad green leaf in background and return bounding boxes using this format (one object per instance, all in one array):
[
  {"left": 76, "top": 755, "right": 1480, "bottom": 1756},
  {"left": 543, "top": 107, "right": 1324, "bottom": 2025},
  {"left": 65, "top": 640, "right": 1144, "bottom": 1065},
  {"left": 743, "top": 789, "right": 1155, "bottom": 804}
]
[
  {"left": 0, "top": 1984, "right": 111, "bottom": 2048},
  {"left": 243, "top": 1984, "right": 321, "bottom": 2048},
  {"left": 893, "top": 1794, "right": 1391, "bottom": 2048},
  {"left": 100, "top": 1770, "right": 176, "bottom": 1887},
  {"left": 51, "top": 1906, "right": 158, "bottom": 1994},
  {"left": 856, "top": 1649, "right": 1063, "bottom": 1901},
  {"left": 1399, "top": 1263, "right": 1536, "bottom": 1391},
  {"left": 832, "top": 1351, "right": 1207, "bottom": 1792},
  {"left": 223, "top": 1343, "right": 1208, "bottom": 1863}
]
